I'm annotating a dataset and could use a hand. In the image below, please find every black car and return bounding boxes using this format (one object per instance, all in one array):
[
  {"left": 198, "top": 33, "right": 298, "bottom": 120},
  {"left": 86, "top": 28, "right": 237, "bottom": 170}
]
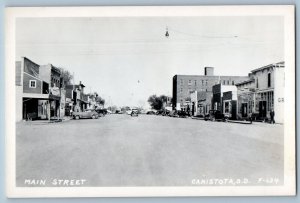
[
  {"left": 177, "top": 110, "right": 189, "bottom": 118},
  {"left": 146, "top": 111, "right": 156, "bottom": 115},
  {"left": 155, "top": 110, "right": 164, "bottom": 115},
  {"left": 204, "top": 110, "right": 228, "bottom": 121},
  {"left": 95, "top": 109, "right": 107, "bottom": 117},
  {"left": 131, "top": 109, "right": 139, "bottom": 117}
]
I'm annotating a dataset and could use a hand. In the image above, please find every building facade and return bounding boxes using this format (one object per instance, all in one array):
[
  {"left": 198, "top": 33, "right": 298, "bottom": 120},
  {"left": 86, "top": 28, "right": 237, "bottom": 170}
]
[
  {"left": 236, "top": 61, "right": 285, "bottom": 123},
  {"left": 212, "top": 84, "right": 237, "bottom": 113},
  {"left": 190, "top": 91, "right": 213, "bottom": 117},
  {"left": 15, "top": 57, "right": 62, "bottom": 121},
  {"left": 222, "top": 90, "right": 238, "bottom": 120},
  {"left": 65, "top": 81, "right": 89, "bottom": 114},
  {"left": 172, "top": 67, "right": 249, "bottom": 111}
]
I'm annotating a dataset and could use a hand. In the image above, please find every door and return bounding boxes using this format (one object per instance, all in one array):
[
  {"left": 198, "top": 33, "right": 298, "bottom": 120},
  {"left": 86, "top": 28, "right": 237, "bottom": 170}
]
[
  {"left": 241, "top": 103, "right": 248, "bottom": 117},
  {"left": 259, "top": 101, "right": 267, "bottom": 118}
]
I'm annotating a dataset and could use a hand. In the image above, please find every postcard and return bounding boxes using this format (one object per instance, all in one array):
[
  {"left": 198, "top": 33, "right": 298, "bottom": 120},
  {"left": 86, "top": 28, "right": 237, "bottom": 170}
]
[{"left": 5, "top": 5, "right": 295, "bottom": 197}]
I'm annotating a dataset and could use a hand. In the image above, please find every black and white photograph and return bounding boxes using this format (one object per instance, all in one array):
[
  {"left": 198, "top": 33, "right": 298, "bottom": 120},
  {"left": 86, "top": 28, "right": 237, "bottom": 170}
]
[{"left": 5, "top": 6, "right": 295, "bottom": 197}]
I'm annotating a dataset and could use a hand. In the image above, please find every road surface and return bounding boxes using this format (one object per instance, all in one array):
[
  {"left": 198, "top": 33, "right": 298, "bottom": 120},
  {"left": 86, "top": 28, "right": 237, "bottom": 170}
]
[{"left": 16, "top": 114, "right": 283, "bottom": 187}]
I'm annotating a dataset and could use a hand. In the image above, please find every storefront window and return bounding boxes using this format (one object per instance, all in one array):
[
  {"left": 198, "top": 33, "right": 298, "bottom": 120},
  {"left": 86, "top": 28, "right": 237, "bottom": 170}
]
[{"left": 224, "top": 102, "right": 230, "bottom": 113}]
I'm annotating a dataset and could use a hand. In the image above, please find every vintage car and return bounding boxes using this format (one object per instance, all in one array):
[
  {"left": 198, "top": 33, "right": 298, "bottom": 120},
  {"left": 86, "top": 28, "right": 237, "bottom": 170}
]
[
  {"left": 95, "top": 108, "right": 107, "bottom": 117},
  {"left": 204, "top": 110, "right": 228, "bottom": 122},
  {"left": 73, "top": 110, "right": 99, "bottom": 120},
  {"left": 131, "top": 109, "right": 139, "bottom": 117}
]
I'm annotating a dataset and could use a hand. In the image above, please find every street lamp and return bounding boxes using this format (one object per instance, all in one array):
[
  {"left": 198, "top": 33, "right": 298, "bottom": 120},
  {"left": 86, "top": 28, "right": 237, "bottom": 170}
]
[{"left": 165, "top": 27, "right": 169, "bottom": 38}]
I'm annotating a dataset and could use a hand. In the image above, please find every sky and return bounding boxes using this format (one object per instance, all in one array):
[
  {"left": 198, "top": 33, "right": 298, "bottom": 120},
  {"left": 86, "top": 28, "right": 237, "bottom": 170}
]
[{"left": 16, "top": 16, "right": 284, "bottom": 108}]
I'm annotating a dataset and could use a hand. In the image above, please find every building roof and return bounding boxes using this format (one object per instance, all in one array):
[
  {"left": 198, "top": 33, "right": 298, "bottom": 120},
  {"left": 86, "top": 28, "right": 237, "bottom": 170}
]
[
  {"left": 251, "top": 61, "right": 285, "bottom": 74},
  {"left": 235, "top": 79, "right": 255, "bottom": 86},
  {"left": 174, "top": 74, "right": 248, "bottom": 78},
  {"left": 23, "top": 57, "right": 40, "bottom": 67},
  {"left": 50, "top": 64, "right": 61, "bottom": 74}
]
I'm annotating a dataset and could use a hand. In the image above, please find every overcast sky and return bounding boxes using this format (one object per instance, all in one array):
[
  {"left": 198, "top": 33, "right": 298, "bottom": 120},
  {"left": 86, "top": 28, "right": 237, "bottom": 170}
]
[{"left": 16, "top": 16, "right": 284, "bottom": 108}]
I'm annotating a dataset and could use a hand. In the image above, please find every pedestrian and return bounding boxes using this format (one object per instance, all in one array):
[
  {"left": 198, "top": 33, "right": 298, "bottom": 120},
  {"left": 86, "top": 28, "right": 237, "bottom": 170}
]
[
  {"left": 249, "top": 112, "right": 252, "bottom": 124},
  {"left": 270, "top": 109, "right": 275, "bottom": 124}
]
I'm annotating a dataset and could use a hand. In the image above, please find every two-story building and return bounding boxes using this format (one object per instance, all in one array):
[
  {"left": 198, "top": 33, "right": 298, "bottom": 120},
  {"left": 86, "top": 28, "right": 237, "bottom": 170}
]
[
  {"left": 15, "top": 57, "right": 62, "bottom": 121},
  {"left": 237, "top": 61, "right": 285, "bottom": 123},
  {"left": 65, "top": 81, "right": 89, "bottom": 113}
]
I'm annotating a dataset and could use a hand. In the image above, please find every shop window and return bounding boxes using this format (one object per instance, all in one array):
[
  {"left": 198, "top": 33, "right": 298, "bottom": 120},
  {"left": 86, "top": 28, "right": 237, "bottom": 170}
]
[
  {"left": 256, "top": 78, "right": 259, "bottom": 88},
  {"left": 224, "top": 102, "right": 230, "bottom": 113},
  {"left": 29, "top": 80, "right": 36, "bottom": 88},
  {"left": 268, "top": 73, "right": 271, "bottom": 87}
]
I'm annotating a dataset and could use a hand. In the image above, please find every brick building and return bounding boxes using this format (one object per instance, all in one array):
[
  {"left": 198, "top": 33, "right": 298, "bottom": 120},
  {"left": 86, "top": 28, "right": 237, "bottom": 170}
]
[{"left": 172, "top": 67, "right": 249, "bottom": 111}]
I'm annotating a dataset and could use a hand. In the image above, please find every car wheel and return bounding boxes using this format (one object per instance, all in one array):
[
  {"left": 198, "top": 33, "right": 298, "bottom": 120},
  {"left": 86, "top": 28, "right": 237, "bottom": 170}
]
[
  {"left": 92, "top": 115, "right": 96, "bottom": 119},
  {"left": 211, "top": 117, "right": 215, "bottom": 122},
  {"left": 75, "top": 115, "right": 80, "bottom": 120}
]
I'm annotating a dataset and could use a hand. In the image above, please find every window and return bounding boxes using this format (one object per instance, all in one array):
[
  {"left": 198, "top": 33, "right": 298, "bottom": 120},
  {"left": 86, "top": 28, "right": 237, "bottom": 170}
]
[
  {"left": 202, "top": 80, "right": 204, "bottom": 85},
  {"left": 227, "top": 80, "right": 230, "bottom": 85},
  {"left": 194, "top": 80, "right": 197, "bottom": 86},
  {"left": 205, "top": 80, "right": 208, "bottom": 86},
  {"left": 224, "top": 102, "right": 230, "bottom": 113},
  {"left": 29, "top": 80, "right": 36, "bottom": 88},
  {"left": 256, "top": 78, "right": 259, "bottom": 88},
  {"left": 180, "top": 79, "right": 183, "bottom": 85},
  {"left": 188, "top": 80, "right": 192, "bottom": 85},
  {"left": 232, "top": 81, "right": 235, "bottom": 85},
  {"left": 223, "top": 80, "right": 225, "bottom": 85},
  {"left": 268, "top": 73, "right": 271, "bottom": 87}
]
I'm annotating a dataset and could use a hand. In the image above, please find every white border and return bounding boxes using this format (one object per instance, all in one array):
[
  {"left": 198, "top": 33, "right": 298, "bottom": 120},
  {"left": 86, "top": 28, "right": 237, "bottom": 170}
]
[{"left": 5, "top": 6, "right": 296, "bottom": 197}]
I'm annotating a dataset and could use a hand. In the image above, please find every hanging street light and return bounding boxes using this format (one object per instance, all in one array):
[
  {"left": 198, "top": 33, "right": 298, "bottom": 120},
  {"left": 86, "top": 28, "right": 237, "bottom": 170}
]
[{"left": 165, "top": 26, "right": 169, "bottom": 38}]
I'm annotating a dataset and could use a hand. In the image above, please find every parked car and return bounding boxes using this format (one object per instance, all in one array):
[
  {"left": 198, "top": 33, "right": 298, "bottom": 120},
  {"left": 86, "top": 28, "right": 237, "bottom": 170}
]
[
  {"left": 95, "top": 109, "right": 107, "bottom": 117},
  {"left": 178, "top": 110, "right": 189, "bottom": 118},
  {"left": 169, "top": 110, "right": 179, "bottom": 118},
  {"left": 162, "top": 110, "right": 171, "bottom": 116},
  {"left": 73, "top": 110, "right": 99, "bottom": 120},
  {"left": 204, "top": 110, "right": 228, "bottom": 121},
  {"left": 156, "top": 110, "right": 164, "bottom": 115},
  {"left": 131, "top": 109, "right": 139, "bottom": 117},
  {"left": 146, "top": 111, "right": 156, "bottom": 115}
]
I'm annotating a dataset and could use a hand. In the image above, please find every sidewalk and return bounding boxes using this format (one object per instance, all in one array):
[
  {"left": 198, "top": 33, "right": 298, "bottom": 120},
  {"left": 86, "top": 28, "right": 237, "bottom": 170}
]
[
  {"left": 19, "top": 116, "right": 72, "bottom": 125},
  {"left": 192, "top": 117, "right": 252, "bottom": 125}
]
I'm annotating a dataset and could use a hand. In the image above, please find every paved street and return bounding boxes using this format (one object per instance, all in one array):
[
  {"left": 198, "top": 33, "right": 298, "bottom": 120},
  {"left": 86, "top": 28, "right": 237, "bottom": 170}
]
[{"left": 16, "top": 114, "right": 283, "bottom": 187}]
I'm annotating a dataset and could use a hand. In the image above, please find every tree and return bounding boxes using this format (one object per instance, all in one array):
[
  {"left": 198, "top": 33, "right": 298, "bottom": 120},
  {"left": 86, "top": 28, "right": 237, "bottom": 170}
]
[
  {"left": 60, "top": 68, "right": 73, "bottom": 86},
  {"left": 147, "top": 94, "right": 168, "bottom": 110},
  {"left": 96, "top": 95, "right": 105, "bottom": 106}
]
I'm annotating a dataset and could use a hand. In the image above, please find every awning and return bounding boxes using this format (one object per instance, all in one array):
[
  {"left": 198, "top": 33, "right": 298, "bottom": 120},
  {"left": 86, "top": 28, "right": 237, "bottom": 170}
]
[{"left": 23, "top": 93, "right": 60, "bottom": 101}]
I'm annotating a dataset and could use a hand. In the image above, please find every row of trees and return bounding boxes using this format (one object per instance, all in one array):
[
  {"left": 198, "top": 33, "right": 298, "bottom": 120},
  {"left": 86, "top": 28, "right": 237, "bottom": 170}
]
[
  {"left": 60, "top": 68, "right": 105, "bottom": 106},
  {"left": 147, "top": 94, "right": 170, "bottom": 111}
]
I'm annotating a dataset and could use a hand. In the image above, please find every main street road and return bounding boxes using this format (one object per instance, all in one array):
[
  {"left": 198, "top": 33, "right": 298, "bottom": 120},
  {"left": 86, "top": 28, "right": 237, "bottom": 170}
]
[{"left": 16, "top": 114, "right": 283, "bottom": 187}]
